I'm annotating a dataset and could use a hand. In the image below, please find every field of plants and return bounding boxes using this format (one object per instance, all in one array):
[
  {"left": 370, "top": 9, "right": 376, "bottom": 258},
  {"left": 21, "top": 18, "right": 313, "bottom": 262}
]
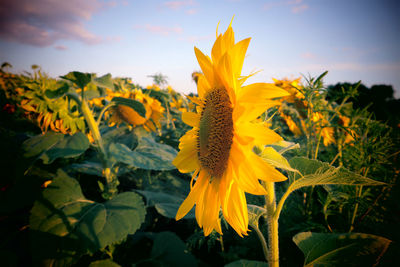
[{"left": 0, "top": 26, "right": 399, "bottom": 267}]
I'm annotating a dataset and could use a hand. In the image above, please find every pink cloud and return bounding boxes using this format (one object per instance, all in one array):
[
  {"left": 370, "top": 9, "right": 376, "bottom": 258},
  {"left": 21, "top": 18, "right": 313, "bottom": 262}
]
[
  {"left": 186, "top": 8, "right": 198, "bottom": 15},
  {"left": 135, "top": 24, "right": 183, "bottom": 36},
  {"left": 292, "top": 4, "right": 309, "bottom": 13},
  {"left": 264, "top": 0, "right": 309, "bottom": 13},
  {"left": 163, "top": 0, "right": 195, "bottom": 10},
  {"left": 54, "top": 45, "right": 68, "bottom": 50},
  {"left": 301, "top": 52, "right": 316, "bottom": 59},
  {"left": 0, "top": 0, "right": 110, "bottom": 47}
]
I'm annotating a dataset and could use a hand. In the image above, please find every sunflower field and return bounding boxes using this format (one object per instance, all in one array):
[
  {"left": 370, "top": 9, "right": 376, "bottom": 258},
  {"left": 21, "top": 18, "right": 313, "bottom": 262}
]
[{"left": 1, "top": 23, "right": 399, "bottom": 267}]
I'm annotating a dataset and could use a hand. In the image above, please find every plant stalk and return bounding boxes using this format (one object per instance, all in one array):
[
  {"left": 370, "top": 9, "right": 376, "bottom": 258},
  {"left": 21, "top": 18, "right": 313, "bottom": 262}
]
[{"left": 264, "top": 182, "right": 279, "bottom": 267}]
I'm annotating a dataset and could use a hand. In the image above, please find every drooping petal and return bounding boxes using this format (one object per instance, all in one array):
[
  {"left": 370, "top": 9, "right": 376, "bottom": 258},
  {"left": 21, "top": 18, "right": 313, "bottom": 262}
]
[
  {"left": 223, "top": 181, "right": 248, "bottom": 237},
  {"left": 197, "top": 75, "right": 211, "bottom": 98},
  {"left": 176, "top": 171, "right": 207, "bottom": 220}
]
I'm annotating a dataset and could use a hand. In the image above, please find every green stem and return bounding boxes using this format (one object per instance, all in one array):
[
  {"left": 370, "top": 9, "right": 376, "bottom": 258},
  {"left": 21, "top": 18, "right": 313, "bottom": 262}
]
[
  {"left": 252, "top": 225, "right": 269, "bottom": 262},
  {"left": 96, "top": 103, "right": 115, "bottom": 126},
  {"left": 314, "top": 130, "right": 323, "bottom": 159},
  {"left": 349, "top": 185, "right": 363, "bottom": 232},
  {"left": 264, "top": 182, "right": 279, "bottom": 267}
]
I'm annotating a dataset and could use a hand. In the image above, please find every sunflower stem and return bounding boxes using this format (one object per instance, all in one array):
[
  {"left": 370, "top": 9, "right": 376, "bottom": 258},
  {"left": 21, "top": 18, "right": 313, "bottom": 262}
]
[
  {"left": 264, "top": 182, "right": 279, "bottom": 267},
  {"left": 81, "top": 99, "right": 117, "bottom": 198}
]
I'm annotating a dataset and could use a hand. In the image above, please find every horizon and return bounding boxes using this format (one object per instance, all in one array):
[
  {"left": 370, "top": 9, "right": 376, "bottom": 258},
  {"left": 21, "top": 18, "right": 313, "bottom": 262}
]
[{"left": 1, "top": 0, "right": 399, "bottom": 97}]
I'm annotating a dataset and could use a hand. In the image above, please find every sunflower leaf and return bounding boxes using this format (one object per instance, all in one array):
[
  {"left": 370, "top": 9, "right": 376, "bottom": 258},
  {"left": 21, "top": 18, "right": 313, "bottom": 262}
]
[
  {"left": 288, "top": 157, "right": 385, "bottom": 191},
  {"left": 22, "top": 132, "right": 90, "bottom": 164},
  {"left": 108, "top": 137, "right": 177, "bottom": 170},
  {"left": 30, "top": 170, "right": 146, "bottom": 259},
  {"left": 110, "top": 97, "right": 146, "bottom": 118},
  {"left": 260, "top": 147, "right": 299, "bottom": 173},
  {"left": 293, "top": 232, "right": 391, "bottom": 267},
  {"left": 247, "top": 204, "right": 267, "bottom": 229}
]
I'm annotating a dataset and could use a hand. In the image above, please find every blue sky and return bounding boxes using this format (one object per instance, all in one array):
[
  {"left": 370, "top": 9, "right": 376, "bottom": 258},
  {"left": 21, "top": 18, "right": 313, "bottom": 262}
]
[{"left": 1, "top": 0, "right": 399, "bottom": 97}]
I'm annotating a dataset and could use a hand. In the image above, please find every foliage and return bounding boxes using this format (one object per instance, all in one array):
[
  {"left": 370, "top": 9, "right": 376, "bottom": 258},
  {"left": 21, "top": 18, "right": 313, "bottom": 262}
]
[{"left": 0, "top": 64, "right": 398, "bottom": 266}]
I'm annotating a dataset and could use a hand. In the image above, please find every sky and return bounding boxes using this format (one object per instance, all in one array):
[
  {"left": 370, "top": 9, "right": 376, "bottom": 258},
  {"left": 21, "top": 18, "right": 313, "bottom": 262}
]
[{"left": 0, "top": 0, "right": 399, "bottom": 97}]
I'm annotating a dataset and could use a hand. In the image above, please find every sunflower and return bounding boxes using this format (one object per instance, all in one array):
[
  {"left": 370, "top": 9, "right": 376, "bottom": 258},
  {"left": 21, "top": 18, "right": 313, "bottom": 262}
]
[
  {"left": 173, "top": 22, "right": 290, "bottom": 236},
  {"left": 108, "top": 89, "right": 164, "bottom": 132}
]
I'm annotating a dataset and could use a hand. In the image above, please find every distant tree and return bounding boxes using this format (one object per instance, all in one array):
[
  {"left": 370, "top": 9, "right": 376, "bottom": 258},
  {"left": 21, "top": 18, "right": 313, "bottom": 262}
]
[
  {"left": 148, "top": 73, "right": 168, "bottom": 86},
  {"left": 328, "top": 83, "right": 400, "bottom": 127}
]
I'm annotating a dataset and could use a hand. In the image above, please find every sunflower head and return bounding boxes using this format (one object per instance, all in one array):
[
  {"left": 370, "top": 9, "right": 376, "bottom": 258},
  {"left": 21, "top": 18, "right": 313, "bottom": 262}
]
[
  {"left": 108, "top": 89, "right": 164, "bottom": 132},
  {"left": 173, "top": 21, "right": 290, "bottom": 237}
]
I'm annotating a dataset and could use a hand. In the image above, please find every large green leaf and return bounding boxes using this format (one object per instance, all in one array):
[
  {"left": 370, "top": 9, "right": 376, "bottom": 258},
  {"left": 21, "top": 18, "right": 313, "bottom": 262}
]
[
  {"left": 108, "top": 137, "right": 177, "bottom": 170},
  {"left": 45, "top": 83, "right": 70, "bottom": 99},
  {"left": 293, "top": 232, "right": 391, "bottom": 267},
  {"left": 40, "top": 132, "right": 90, "bottom": 164},
  {"left": 137, "top": 190, "right": 195, "bottom": 219},
  {"left": 61, "top": 71, "right": 93, "bottom": 89},
  {"left": 225, "top": 259, "right": 268, "bottom": 267},
  {"left": 110, "top": 97, "right": 146, "bottom": 118},
  {"left": 93, "top": 73, "right": 115, "bottom": 91},
  {"left": 23, "top": 132, "right": 90, "bottom": 164},
  {"left": 150, "top": 232, "right": 197, "bottom": 267},
  {"left": 288, "top": 157, "right": 385, "bottom": 191},
  {"left": 30, "top": 170, "right": 146, "bottom": 257},
  {"left": 22, "top": 132, "right": 64, "bottom": 158}
]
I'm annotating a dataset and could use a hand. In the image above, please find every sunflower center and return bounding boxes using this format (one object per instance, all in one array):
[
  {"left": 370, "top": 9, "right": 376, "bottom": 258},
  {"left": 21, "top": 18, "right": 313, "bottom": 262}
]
[{"left": 198, "top": 88, "right": 233, "bottom": 178}]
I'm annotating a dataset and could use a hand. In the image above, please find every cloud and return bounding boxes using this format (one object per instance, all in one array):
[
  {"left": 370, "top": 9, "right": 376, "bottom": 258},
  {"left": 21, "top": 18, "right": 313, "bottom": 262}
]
[
  {"left": 186, "top": 8, "right": 198, "bottom": 15},
  {"left": 0, "top": 0, "right": 109, "bottom": 47},
  {"left": 135, "top": 24, "right": 183, "bottom": 36},
  {"left": 54, "top": 45, "right": 68, "bottom": 51},
  {"left": 163, "top": 0, "right": 195, "bottom": 9},
  {"left": 179, "top": 34, "right": 213, "bottom": 43},
  {"left": 263, "top": 0, "right": 309, "bottom": 14},
  {"left": 301, "top": 52, "right": 316, "bottom": 59},
  {"left": 291, "top": 4, "right": 309, "bottom": 14}
]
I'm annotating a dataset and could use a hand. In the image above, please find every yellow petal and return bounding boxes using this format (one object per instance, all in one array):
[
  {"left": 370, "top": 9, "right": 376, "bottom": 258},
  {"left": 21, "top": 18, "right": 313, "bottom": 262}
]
[
  {"left": 246, "top": 151, "right": 287, "bottom": 182},
  {"left": 231, "top": 38, "right": 250, "bottom": 78},
  {"left": 237, "top": 83, "right": 290, "bottom": 102},
  {"left": 182, "top": 112, "right": 200, "bottom": 127},
  {"left": 235, "top": 122, "right": 282, "bottom": 145},
  {"left": 194, "top": 47, "right": 215, "bottom": 87},
  {"left": 197, "top": 75, "right": 210, "bottom": 98},
  {"left": 223, "top": 181, "right": 248, "bottom": 237},
  {"left": 176, "top": 171, "right": 207, "bottom": 220},
  {"left": 233, "top": 100, "right": 281, "bottom": 123}
]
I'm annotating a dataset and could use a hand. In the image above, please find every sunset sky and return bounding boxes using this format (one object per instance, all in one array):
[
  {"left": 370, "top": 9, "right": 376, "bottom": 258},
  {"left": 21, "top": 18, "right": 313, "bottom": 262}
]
[{"left": 1, "top": 0, "right": 399, "bottom": 97}]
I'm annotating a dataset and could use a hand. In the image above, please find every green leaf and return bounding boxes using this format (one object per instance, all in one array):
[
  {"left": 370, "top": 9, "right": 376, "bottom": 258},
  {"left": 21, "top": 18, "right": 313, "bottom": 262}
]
[
  {"left": 30, "top": 170, "right": 146, "bottom": 256},
  {"left": 288, "top": 157, "right": 385, "bottom": 191},
  {"left": 136, "top": 190, "right": 194, "bottom": 219},
  {"left": 22, "top": 132, "right": 64, "bottom": 158},
  {"left": 61, "top": 71, "right": 93, "bottom": 89},
  {"left": 225, "top": 259, "right": 268, "bottom": 267},
  {"left": 151, "top": 232, "right": 197, "bottom": 267},
  {"left": 293, "top": 232, "right": 391, "bottom": 267},
  {"left": 110, "top": 96, "right": 146, "bottom": 118},
  {"left": 260, "top": 147, "right": 299, "bottom": 173},
  {"left": 93, "top": 73, "right": 115, "bottom": 91},
  {"left": 69, "top": 161, "right": 103, "bottom": 176},
  {"left": 108, "top": 137, "right": 177, "bottom": 170},
  {"left": 45, "top": 83, "right": 70, "bottom": 99},
  {"left": 247, "top": 204, "right": 267, "bottom": 229},
  {"left": 89, "top": 259, "right": 121, "bottom": 267},
  {"left": 40, "top": 132, "right": 90, "bottom": 164}
]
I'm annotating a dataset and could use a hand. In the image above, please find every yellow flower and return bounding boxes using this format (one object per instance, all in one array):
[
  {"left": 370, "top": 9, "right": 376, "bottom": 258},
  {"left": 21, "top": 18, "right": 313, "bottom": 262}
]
[
  {"left": 281, "top": 113, "right": 302, "bottom": 136},
  {"left": 173, "top": 22, "right": 289, "bottom": 236},
  {"left": 273, "top": 77, "right": 303, "bottom": 103},
  {"left": 108, "top": 89, "right": 164, "bottom": 132}
]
